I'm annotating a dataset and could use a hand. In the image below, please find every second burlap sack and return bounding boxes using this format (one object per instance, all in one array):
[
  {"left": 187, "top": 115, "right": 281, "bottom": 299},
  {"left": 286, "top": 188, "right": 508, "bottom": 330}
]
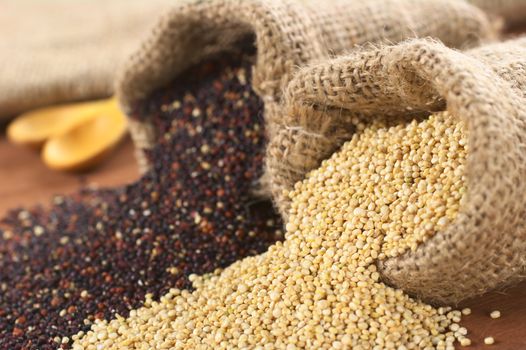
[
  {"left": 268, "top": 37, "right": 526, "bottom": 303},
  {"left": 116, "top": 0, "right": 494, "bottom": 174},
  {"left": 0, "top": 0, "right": 173, "bottom": 119}
]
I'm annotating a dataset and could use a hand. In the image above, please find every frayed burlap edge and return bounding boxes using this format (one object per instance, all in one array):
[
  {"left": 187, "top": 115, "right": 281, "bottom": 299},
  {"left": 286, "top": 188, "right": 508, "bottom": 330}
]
[{"left": 272, "top": 37, "right": 526, "bottom": 303}]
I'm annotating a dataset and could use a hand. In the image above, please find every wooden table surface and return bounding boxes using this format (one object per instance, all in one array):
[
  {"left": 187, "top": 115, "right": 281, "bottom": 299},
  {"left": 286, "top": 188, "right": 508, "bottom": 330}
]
[{"left": 0, "top": 131, "right": 525, "bottom": 349}]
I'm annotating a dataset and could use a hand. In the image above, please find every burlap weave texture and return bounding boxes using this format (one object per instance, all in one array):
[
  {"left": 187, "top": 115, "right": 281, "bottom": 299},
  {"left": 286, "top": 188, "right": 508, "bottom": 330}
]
[{"left": 117, "top": 0, "right": 494, "bottom": 175}]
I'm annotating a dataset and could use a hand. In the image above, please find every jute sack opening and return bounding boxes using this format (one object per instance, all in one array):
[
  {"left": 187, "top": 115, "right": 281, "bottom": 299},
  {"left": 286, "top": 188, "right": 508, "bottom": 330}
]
[
  {"left": 470, "top": 0, "right": 526, "bottom": 28},
  {"left": 116, "top": 0, "right": 494, "bottom": 175},
  {"left": 0, "top": 0, "right": 173, "bottom": 120},
  {"left": 269, "top": 37, "right": 526, "bottom": 304}
]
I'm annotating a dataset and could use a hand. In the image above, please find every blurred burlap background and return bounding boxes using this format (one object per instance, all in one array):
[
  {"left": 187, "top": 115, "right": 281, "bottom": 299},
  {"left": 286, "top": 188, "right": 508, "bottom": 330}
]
[
  {"left": 0, "top": 0, "right": 172, "bottom": 120},
  {"left": 471, "top": 0, "right": 526, "bottom": 28}
]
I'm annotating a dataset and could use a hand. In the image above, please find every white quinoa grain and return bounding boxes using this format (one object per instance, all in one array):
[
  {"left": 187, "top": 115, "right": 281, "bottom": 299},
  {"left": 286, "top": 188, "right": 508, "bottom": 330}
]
[
  {"left": 74, "top": 112, "right": 468, "bottom": 349},
  {"left": 484, "top": 336, "right": 495, "bottom": 345},
  {"left": 490, "top": 310, "right": 501, "bottom": 319},
  {"left": 33, "top": 226, "right": 45, "bottom": 236},
  {"left": 459, "top": 337, "right": 472, "bottom": 347}
]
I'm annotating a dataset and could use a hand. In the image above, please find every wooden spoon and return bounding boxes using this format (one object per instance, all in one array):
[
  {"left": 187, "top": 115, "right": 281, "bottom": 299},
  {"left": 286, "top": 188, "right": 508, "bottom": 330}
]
[{"left": 42, "top": 99, "right": 128, "bottom": 171}]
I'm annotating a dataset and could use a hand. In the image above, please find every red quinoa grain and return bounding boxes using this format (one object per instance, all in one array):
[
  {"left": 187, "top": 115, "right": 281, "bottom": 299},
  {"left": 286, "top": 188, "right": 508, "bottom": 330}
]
[{"left": 0, "top": 44, "right": 281, "bottom": 350}]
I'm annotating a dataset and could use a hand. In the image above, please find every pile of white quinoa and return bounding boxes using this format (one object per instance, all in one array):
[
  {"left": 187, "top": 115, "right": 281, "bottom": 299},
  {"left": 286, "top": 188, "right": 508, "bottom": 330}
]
[{"left": 73, "top": 112, "right": 469, "bottom": 349}]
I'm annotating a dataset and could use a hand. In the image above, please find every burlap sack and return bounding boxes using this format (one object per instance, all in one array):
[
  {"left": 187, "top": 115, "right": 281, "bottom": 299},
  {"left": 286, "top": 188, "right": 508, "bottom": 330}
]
[
  {"left": 116, "top": 0, "right": 495, "bottom": 175},
  {"left": 0, "top": 0, "right": 172, "bottom": 120},
  {"left": 470, "top": 0, "right": 526, "bottom": 28},
  {"left": 269, "top": 37, "right": 526, "bottom": 304}
]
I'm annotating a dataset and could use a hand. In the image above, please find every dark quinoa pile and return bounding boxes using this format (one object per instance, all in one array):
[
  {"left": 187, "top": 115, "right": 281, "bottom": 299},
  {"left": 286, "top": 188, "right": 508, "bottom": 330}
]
[{"left": 0, "top": 46, "right": 282, "bottom": 350}]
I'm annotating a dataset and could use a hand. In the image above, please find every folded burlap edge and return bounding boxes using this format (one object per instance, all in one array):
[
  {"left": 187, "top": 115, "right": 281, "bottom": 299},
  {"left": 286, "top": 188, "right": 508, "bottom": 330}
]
[
  {"left": 275, "top": 37, "right": 526, "bottom": 304},
  {"left": 119, "top": 0, "right": 327, "bottom": 174}
]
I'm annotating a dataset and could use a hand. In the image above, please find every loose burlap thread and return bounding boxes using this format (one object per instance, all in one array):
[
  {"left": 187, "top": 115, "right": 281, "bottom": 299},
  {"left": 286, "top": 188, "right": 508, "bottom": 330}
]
[
  {"left": 269, "top": 37, "right": 526, "bottom": 304},
  {"left": 0, "top": 0, "right": 172, "bottom": 120},
  {"left": 117, "top": 0, "right": 494, "bottom": 175}
]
